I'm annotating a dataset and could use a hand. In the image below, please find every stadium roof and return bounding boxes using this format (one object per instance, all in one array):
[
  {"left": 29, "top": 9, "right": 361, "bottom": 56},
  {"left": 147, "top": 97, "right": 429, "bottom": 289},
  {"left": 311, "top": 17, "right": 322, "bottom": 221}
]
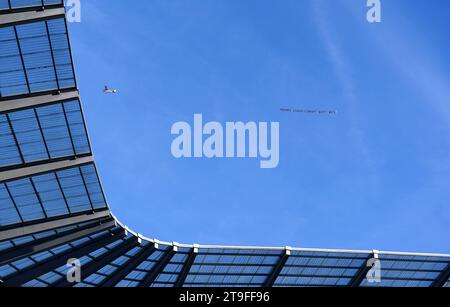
[{"left": 0, "top": 1, "right": 449, "bottom": 287}]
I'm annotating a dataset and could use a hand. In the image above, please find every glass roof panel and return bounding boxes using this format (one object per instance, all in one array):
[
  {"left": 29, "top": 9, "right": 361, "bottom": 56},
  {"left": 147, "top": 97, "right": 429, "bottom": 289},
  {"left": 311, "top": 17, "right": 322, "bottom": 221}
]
[
  {"left": 0, "top": 102, "right": 88, "bottom": 169},
  {"left": 1, "top": 0, "right": 63, "bottom": 10},
  {"left": 0, "top": 18, "right": 75, "bottom": 98},
  {"left": 0, "top": 164, "right": 107, "bottom": 227}
]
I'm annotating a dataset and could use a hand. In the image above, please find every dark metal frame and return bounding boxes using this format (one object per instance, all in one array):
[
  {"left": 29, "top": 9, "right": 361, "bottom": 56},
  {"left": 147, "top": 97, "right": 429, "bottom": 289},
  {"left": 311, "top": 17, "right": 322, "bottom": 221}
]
[
  {"left": 138, "top": 248, "right": 176, "bottom": 287},
  {"left": 3, "top": 181, "right": 24, "bottom": 224},
  {"left": 0, "top": 156, "right": 94, "bottom": 182},
  {"left": 0, "top": 11, "right": 77, "bottom": 101},
  {"left": 78, "top": 167, "right": 95, "bottom": 211},
  {"left": 0, "top": 209, "right": 110, "bottom": 241},
  {"left": 0, "top": 7, "right": 65, "bottom": 28},
  {"left": 0, "top": 218, "right": 115, "bottom": 265},
  {"left": 4, "top": 113, "right": 25, "bottom": 165},
  {"left": 431, "top": 264, "right": 450, "bottom": 288},
  {"left": 263, "top": 251, "right": 289, "bottom": 287},
  {"left": 28, "top": 176, "right": 49, "bottom": 220},
  {"left": 349, "top": 253, "right": 376, "bottom": 287},
  {"left": 54, "top": 236, "right": 140, "bottom": 287},
  {"left": 0, "top": 1, "right": 64, "bottom": 15},
  {"left": 99, "top": 246, "right": 156, "bottom": 287},
  {"left": 12, "top": 24, "right": 31, "bottom": 94},
  {"left": 3, "top": 227, "right": 125, "bottom": 286},
  {"left": 0, "top": 90, "right": 79, "bottom": 113},
  {"left": 0, "top": 102, "right": 92, "bottom": 173},
  {"left": 174, "top": 249, "right": 197, "bottom": 287}
]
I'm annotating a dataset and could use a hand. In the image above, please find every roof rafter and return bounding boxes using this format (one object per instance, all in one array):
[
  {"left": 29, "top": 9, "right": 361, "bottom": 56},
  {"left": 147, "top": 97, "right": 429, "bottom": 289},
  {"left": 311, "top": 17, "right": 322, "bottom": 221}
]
[
  {"left": 55, "top": 236, "right": 140, "bottom": 287},
  {"left": 0, "top": 156, "right": 94, "bottom": 183},
  {"left": 431, "top": 263, "right": 450, "bottom": 288},
  {"left": 100, "top": 246, "right": 156, "bottom": 287},
  {"left": 0, "top": 218, "right": 115, "bottom": 265},
  {"left": 263, "top": 247, "right": 291, "bottom": 287},
  {"left": 349, "top": 252, "right": 377, "bottom": 287},
  {"left": 138, "top": 246, "right": 176, "bottom": 287},
  {"left": 3, "top": 227, "right": 125, "bottom": 286},
  {"left": 174, "top": 246, "right": 198, "bottom": 287},
  {"left": 0, "top": 7, "right": 65, "bottom": 28},
  {"left": 0, "top": 210, "right": 110, "bottom": 241},
  {"left": 0, "top": 90, "right": 79, "bottom": 113}
]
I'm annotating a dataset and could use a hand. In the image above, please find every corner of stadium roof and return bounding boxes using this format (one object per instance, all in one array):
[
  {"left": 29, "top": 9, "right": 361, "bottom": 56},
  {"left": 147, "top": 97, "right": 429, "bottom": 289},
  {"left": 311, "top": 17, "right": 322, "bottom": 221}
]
[{"left": 1, "top": 2, "right": 450, "bottom": 288}]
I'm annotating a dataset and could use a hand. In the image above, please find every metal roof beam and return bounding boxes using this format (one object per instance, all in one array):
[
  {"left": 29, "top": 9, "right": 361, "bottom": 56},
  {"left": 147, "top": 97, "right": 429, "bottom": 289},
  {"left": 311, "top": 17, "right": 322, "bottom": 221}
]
[
  {"left": 100, "top": 246, "right": 156, "bottom": 287},
  {"left": 174, "top": 246, "right": 198, "bottom": 287},
  {"left": 0, "top": 1, "right": 64, "bottom": 15},
  {"left": 263, "top": 247, "right": 291, "bottom": 287},
  {"left": 0, "top": 210, "right": 110, "bottom": 241},
  {"left": 55, "top": 236, "right": 140, "bottom": 287},
  {"left": 0, "top": 7, "right": 65, "bottom": 28},
  {"left": 4, "top": 113, "right": 25, "bottom": 165},
  {"left": 138, "top": 244, "right": 176, "bottom": 287},
  {"left": 0, "top": 218, "right": 115, "bottom": 265},
  {"left": 431, "top": 263, "right": 450, "bottom": 287},
  {"left": 3, "top": 227, "right": 125, "bottom": 286},
  {"left": 349, "top": 252, "right": 377, "bottom": 287},
  {"left": 0, "top": 156, "right": 94, "bottom": 183},
  {"left": 0, "top": 90, "right": 79, "bottom": 113}
]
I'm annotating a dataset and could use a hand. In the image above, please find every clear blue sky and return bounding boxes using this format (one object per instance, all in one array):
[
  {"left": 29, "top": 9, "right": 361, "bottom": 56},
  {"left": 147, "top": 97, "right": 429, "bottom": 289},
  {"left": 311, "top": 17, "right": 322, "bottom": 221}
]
[{"left": 68, "top": 0, "right": 450, "bottom": 253}]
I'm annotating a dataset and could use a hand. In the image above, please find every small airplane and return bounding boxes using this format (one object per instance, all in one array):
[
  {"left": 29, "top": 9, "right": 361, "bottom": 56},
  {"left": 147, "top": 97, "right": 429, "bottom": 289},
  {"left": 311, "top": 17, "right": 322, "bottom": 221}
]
[{"left": 103, "top": 85, "right": 118, "bottom": 94}]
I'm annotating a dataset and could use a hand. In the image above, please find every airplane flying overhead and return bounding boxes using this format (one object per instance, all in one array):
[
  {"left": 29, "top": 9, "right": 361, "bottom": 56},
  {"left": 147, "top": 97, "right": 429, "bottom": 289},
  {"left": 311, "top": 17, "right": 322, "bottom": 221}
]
[{"left": 103, "top": 85, "right": 118, "bottom": 94}]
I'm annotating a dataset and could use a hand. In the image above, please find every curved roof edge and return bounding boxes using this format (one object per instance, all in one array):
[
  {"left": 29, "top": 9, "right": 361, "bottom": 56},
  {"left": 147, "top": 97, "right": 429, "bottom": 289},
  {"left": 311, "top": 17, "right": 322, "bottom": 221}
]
[
  {"left": 110, "top": 213, "right": 450, "bottom": 258},
  {"left": 1, "top": 2, "right": 449, "bottom": 288}
]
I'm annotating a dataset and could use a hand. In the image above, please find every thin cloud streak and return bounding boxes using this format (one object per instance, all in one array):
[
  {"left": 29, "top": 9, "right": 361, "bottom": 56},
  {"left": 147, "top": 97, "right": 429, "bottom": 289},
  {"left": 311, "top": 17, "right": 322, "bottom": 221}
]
[
  {"left": 339, "top": 0, "right": 450, "bottom": 129},
  {"left": 311, "top": 0, "right": 377, "bottom": 174}
]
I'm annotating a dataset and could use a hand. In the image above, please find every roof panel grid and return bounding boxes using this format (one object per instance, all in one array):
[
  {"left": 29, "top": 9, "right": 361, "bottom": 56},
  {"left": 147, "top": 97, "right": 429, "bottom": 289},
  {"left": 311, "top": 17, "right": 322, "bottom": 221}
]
[
  {"left": 0, "top": 163, "right": 107, "bottom": 227},
  {"left": 0, "top": 219, "right": 105, "bottom": 253},
  {"left": 0, "top": 225, "right": 120, "bottom": 282},
  {"left": 275, "top": 253, "right": 366, "bottom": 287},
  {"left": 115, "top": 249, "right": 168, "bottom": 287},
  {"left": 68, "top": 241, "right": 146, "bottom": 287},
  {"left": 24, "top": 235, "right": 131, "bottom": 287},
  {"left": 0, "top": 100, "right": 90, "bottom": 169},
  {"left": 358, "top": 254, "right": 450, "bottom": 288},
  {"left": 182, "top": 252, "right": 281, "bottom": 287},
  {"left": 150, "top": 251, "right": 190, "bottom": 287},
  {"left": 0, "top": 0, "right": 63, "bottom": 11},
  {"left": 0, "top": 18, "right": 75, "bottom": 99}
]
